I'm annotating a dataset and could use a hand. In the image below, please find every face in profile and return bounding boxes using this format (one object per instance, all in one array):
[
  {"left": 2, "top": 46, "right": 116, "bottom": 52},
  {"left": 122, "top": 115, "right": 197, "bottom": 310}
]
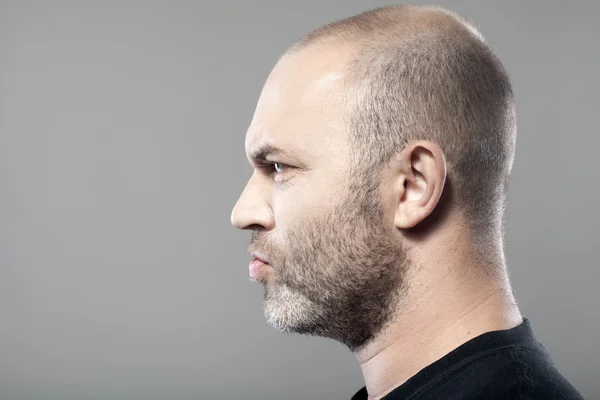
[{"left": 231, "top": 44, "right": 409, "bottom": 351}]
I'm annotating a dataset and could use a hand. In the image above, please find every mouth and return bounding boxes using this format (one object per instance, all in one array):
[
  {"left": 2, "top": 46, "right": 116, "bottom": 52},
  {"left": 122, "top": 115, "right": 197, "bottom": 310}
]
[
  {"left": 249, "top": 257, "right": 270, "bottom": 280},
  {"left": 250, "top": 252, "right": 270, "bottom": 264}
]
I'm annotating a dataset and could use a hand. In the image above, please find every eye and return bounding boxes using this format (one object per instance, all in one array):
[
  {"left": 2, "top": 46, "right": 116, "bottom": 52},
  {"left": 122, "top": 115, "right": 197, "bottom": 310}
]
[
  {"left": 273, "top": 162, "right": 288, "bottom": 173},
  {"left": 257, "top": 162, "right": 291, "bottom": 181}
]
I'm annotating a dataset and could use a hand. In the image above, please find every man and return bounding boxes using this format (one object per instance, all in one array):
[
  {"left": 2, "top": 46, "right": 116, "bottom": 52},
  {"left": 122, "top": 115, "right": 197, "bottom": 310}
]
[{"left": 230, "top": 5, "right": 584, "bottom": 400}]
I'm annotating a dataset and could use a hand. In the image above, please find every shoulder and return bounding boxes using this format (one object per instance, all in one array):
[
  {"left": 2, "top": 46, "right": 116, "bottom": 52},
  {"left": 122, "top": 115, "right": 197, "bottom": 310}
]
[
  {"left": 461, "top": 344, "right": 584, "bottom": 400},
  {"left": 417, "top": 344, "right": 585, "bottom": 400},
  {"left": 510, "top": 345, "right": 584, "bottom": 399}
]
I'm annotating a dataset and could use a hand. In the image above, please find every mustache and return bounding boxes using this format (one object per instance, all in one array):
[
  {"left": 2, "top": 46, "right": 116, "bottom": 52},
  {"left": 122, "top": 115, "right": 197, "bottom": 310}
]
[{"left": 248, "top": 233, "right": 273, "bottom": 258}]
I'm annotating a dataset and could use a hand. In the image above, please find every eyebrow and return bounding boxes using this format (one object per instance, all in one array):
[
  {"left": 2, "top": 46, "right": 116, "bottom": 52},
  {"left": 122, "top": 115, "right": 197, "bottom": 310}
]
[{"left": 248, "top": 144, "right": 291, "bottom": 164}]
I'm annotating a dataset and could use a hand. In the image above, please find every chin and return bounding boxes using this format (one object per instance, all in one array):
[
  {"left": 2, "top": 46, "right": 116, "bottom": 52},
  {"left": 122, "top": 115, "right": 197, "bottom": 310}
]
[{"left": 263, "top": 284, "right": 319, "bottom": 334}]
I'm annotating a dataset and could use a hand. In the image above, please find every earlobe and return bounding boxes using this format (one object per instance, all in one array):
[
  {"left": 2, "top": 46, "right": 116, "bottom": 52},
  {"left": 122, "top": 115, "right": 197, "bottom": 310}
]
[{"left": 394, "top": 141, "right": 446, "bottom": 230}]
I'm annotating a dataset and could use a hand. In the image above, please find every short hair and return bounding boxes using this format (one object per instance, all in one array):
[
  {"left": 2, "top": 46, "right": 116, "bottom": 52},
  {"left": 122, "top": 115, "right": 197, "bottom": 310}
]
[{"left": 285, "top": 5, "right": 517, "bottom": 260}]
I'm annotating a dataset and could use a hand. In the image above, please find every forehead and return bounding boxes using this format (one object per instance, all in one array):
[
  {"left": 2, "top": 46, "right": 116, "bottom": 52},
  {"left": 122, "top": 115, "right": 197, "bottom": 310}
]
[{"left": 245, "top": 42, "right": 354, "bottom": 163}]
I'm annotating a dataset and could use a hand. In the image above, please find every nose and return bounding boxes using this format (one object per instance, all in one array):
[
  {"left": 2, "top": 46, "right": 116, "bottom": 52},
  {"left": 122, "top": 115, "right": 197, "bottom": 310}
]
[{"left": 230, "top": 176, "right": 274, "bottom": 231}]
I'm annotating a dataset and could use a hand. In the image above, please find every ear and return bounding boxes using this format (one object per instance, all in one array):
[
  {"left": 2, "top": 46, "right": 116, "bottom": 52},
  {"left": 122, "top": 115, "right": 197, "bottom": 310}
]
[{"left": 393, "top": 141, "right": 447, "bottom": 229}]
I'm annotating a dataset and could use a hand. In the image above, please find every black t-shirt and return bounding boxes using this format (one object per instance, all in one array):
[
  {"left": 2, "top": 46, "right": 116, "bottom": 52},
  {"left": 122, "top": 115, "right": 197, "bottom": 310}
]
[{"left": 351, "top": 319, "right": 584, "bottom": 399}]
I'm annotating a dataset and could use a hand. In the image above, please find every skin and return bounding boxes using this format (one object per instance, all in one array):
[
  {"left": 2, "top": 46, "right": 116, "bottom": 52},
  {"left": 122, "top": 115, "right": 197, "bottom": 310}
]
[{"left": 231, "top": 34, "right": 522, "bottom": 400}]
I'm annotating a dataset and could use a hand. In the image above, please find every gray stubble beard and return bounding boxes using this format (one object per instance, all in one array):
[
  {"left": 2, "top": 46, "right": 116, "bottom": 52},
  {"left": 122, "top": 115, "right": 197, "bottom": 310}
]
[{"left": 262, "top": 175, "right": 409, "bottom": 351}]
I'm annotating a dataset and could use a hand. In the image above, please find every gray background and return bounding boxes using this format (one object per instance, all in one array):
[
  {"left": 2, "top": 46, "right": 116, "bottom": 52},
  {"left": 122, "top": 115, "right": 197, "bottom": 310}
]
[{"left": 0, "top": 1, "right": 598, "bottom": 399}]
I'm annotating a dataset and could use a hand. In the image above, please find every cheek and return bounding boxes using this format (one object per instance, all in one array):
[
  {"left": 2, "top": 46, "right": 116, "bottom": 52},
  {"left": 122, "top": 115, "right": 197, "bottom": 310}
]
[
  {"left": 274, "top": 195, "right": 331, "bottom": 242},
  {"left": 271, "top": 172, "right": 348, "bottom": 246},
  {"left": 275, "top": 176, "right": 343, "bottom": 216}
]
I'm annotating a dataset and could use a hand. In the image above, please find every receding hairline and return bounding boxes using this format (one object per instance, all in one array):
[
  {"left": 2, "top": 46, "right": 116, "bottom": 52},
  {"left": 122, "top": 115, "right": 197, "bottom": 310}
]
[
  {"left": 279, "top": 4, "right": 491, "bottom": 105},
  {"left": 284, "top": 5, "right": 486, "bottom": 60}
]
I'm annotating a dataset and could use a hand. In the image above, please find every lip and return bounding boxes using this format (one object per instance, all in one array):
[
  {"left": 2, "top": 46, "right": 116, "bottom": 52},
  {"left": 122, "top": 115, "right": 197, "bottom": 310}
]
[
  {"left": 249, "top": 258, "right": 270, "bottom": 279},
  {"left": 250, "top": 252, "right": 270, "bottom": 264}
]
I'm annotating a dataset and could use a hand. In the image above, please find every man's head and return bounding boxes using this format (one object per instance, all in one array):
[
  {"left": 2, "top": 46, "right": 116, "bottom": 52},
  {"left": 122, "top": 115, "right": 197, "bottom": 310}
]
[{"left": 231, "top": 5, "right": 516, "bottom": 351}]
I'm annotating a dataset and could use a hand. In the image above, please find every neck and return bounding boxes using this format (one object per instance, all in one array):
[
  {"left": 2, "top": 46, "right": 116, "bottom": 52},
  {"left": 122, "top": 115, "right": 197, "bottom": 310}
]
[{"left": 353, "top": 255, "right": 522, "bottom": 400}]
